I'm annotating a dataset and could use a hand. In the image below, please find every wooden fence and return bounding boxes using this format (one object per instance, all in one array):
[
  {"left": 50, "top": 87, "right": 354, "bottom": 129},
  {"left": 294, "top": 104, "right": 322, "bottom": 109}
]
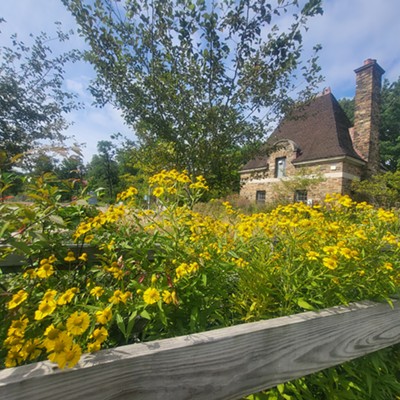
[{"left": 1, "top": 300, "right": 400, "bottom": 400}]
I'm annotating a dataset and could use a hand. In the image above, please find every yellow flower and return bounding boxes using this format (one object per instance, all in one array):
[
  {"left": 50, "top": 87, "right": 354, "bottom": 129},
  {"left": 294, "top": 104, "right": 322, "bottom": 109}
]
[
  {"left": 84, "top": 234, "right": 94, "bottom": 243},
  {"left": 107, "top": 266, "right": 124, "bottom": 280},
  {"left": 233, "top": 257, "right": 249, "bottom": 268},
  {"left": 90, "top": 286, "right": 104, "bottom": 298},
  {"left": 34, "top": 300, "right": 57, "bottom": 320},
  {"left": 49, "top": 341, "right": 82, "bottom": 369},
  {"left": 143, "top": 287, "right": 160, "bottom": 305},
  {"left": 87, "top": 341, "right": 102, "bottom": 353},
  {"left": 96, "top": 307, "right": 113, "bottom": 325},
  {"left": 8, "top": 289, "right": 28, "bottom": 309},
  {"left": 64, "top": 251, "right": 76, "bottom": 262},
  {"left": 383, "top": 262, "right": 393, "bottom": 271},
  {"left": 57, "top": 288, "right": 78, "bottom": 305},
  {"left": 175, "top": 261, "right": 199, "bottom": 280},
  {"left": 377, "top": 208, "right": 397, "bottom": 223},
  {"left": 90, "top": 327, "right": 108, "bottom": 343},
  {"left": 323, "top": 257, "right": 338, "bottom": 270},
  {"left": 66, "top": 311, "right": 90, "bottom": 336},
  {"left": 354, "top": 230, "right": 367, "bottom": 241},
  {"left": 153, "top": 187, "right": 164, "bottom": 197},
  {"left": 162, "top": 290, "right": 173, "bottom": 304},
  {"left": 339, "top": 247, "right": 353, "bottom": 259},
  {"left": 37, "top": 262, "right": 54, "bottom": 279},
  {"left": 5, "top": 346, "right": 24, "bottom": 368},
  {"left": 7, "top": 316, "right": 29, "bottom": 337},
  {"left": 109, "top": 290, "right": 131, "bottom": 304},
  {"left": 21, "top": 338, "right": 42, "bottom": 361},
  {"left": 23, "top": 268, "right": 37, "bottom": 279},
  {"left": 323, "top": 246, "right": 337, "bottom": 255},
  {"left": 43, "top": 289, "right": 58, "bottom": 301},
  {"left": 43, "top": 325, "right": 62, "bottom": 351},
  {"left": 78, "top": 253, "right": 88, "bottom": 262},
  {"left": 117, "top": 186, "right": 138, "bottom": 201},
  {"left": 4, "top": 334, "right": 24, "bottom": 347},
  {"left": 306, "top": 251, "right": 319, "bottom": 261}
]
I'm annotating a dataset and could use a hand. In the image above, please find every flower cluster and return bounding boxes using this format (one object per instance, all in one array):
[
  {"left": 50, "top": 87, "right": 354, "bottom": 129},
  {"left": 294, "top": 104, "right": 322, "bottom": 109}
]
[{"left": 2, "top": 171, "right": 399, "bottom": 373}]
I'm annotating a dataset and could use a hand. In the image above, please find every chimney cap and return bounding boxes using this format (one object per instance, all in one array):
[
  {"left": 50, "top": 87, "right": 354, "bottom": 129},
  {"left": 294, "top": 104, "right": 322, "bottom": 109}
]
[
  {"left": 364, "top": 58, "right": 376, "bottom": 65},
  {"left": 323, "top": 87, "right": 331, "bottom": 95},
  {"left": 355, "top": 58, "right": 385, "bottom": 75}
]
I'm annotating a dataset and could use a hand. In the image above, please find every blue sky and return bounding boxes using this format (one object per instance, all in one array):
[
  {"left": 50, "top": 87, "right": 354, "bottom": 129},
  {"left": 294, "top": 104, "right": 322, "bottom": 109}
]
[{"left": 1, "top": 0, "right": 399, "bottom": 163}]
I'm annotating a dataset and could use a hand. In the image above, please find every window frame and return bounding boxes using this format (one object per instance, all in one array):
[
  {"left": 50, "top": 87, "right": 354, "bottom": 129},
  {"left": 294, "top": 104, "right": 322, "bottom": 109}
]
[
  {"left": 256, "top": 190, "right": 266, "bottom": 204},
  {"left": 294, "top": 190, "right": 308, "bottom": 203},
  {"left": 275, "top": 157, "right": 287, "bottom": 178}
]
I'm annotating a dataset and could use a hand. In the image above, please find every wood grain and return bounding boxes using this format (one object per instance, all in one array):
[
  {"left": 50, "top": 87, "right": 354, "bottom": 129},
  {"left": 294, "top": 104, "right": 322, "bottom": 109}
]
[{"left": 1, "top": 300, "right": 400, "bottom": 400}]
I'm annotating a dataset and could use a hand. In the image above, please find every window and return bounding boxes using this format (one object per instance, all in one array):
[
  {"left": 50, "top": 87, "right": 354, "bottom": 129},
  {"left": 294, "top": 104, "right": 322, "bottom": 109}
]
[
  {"left": 275, "top": 157, "right": 286, "bottom": 178},
  {"left": 256, "top": 190, "right": 266, "bottom": 204},
  {"left": 295, "top": 190, "right": 308, "bottom": 203}
]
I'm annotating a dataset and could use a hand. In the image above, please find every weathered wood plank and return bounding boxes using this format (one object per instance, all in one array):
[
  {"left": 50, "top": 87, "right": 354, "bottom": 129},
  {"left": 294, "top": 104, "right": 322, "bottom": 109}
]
[{"left": 1, "top": 300, "right": 400, "bottom": 400}]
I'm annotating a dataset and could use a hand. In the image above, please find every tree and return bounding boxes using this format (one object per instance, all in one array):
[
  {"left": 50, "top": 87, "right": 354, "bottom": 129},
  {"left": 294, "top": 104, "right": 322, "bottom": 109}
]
[
  {"left": 352, "top": 170, "right": 400, "bottom": 208},
  {"left": 380, "top": 77, "right": 400, "bottom": 171},
  {"left": 337, "top": 97, "right": 354, "bottom": 125},
  {"left": 63, "top": 0, "right": 323, "bottom": 195},
  {"left": 339, "top": 77, "right": 400, "bottom": 171},
  {"left": 0, "top": 21, "right": 81, "bottom": 171},
  {"left": 87, "top": 140, "right": 119, "bottom": 201}
]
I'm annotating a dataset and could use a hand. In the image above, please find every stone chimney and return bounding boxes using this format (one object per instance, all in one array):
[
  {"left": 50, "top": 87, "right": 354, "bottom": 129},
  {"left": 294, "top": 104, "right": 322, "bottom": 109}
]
[{"left": 353, "top": 58, "right": 385, "bottom": 177}]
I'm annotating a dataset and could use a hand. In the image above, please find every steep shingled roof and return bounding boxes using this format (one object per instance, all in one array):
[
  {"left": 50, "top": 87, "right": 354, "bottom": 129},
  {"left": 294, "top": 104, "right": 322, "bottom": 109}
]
[{"left": 240, "top": 92, "right": 365, "bottom": 171}]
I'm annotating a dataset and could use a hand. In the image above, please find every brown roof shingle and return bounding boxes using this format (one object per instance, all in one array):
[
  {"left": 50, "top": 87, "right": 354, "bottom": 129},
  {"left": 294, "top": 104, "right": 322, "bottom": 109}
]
[{"left": 240, "top": 92, "right": 364, "bottom": 171}]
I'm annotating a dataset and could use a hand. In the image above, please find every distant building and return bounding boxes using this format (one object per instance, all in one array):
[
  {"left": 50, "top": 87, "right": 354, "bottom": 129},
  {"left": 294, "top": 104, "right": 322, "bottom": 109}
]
[{"left": 239, "top": 59, "right": 385, "bottom": 204}]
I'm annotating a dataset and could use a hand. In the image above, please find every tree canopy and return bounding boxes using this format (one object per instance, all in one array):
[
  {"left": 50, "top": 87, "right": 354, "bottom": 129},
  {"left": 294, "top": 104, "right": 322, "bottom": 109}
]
[
  {"left": 87, "top": 140, "right": 120, "bottom": 200},
  {"left": 0, "top": 21, "right": 81, "bottom": 171},
  {"left": 63, "top": 0, "right": 323, "bottom": 195}
]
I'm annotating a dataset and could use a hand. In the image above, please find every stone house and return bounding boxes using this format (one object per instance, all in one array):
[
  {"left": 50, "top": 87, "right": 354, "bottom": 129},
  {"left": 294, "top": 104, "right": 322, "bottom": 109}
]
[{"left": 239, "top": 59, "right": 385, "bottom": 204}]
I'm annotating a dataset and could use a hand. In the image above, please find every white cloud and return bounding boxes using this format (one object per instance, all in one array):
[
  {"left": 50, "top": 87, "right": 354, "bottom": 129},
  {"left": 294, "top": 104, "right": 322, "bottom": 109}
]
[{"left": 303, "top": 0, "right": 400, "bottom": 97}]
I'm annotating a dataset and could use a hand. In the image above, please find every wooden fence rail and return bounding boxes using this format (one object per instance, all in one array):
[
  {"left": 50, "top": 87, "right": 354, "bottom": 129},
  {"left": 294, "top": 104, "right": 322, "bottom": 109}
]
[{"left": 1, "top": 300, "right": 400, "bottom": 400}]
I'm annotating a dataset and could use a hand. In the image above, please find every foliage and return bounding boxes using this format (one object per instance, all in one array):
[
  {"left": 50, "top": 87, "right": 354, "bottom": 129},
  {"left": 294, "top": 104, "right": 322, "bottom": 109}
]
[
  {"left": 338, "top": 97, "right": 354, "bottom": 125},
  {"left": 380, "top": 77, "right": 400, "bottom": 171},
  {"left": 339, "top": 76, "right": 400, "bottom": 171},
  {"left": 1, "top": 171, "right": 400, "bottom": 398},
  {"left": 62, "top": 0, "right": 323, "bottom": 194},
  {"left": 86, "top": 140, "right": 120, "bottom": 201},
  {"left": 352, "top": 170, "right": 400, "bottom": 208},
  {"left": 0, "top": 21, "right": 81, "bottom": 171}
]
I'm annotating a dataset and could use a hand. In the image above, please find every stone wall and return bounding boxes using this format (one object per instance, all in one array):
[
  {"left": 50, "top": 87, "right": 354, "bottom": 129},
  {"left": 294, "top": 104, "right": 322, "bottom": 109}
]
[{"left": 240, "top": 158, "right": 364, "bottom": 204}]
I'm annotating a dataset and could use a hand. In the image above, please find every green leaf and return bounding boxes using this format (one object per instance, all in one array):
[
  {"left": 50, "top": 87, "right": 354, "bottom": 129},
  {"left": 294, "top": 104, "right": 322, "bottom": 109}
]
[
  {"left": 140, "top": 309, "right": 151, "bottom": 320},
  {"left": 126, "top": 310, "right": 138, "bottom": 338},
  {"left": 48, "top": 214, "right": 65, "bottom": 226},
  {"left": 297, "top": 298, "right": 314, "bottom": 310},
  {"left": 0, "top": 221, "right": 10, "bottom": 238},
  {"left": 115, "top": 313, "right": 126, "bottom": 336},
  {"left": 8, "top": 237, "right": 32, "bottom": 255}
]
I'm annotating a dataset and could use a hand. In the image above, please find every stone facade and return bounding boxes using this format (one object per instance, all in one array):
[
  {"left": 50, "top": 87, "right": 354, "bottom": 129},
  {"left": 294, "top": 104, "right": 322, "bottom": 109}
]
[{"left": 240, "top": 157, "right": 364, "bottom": 204}]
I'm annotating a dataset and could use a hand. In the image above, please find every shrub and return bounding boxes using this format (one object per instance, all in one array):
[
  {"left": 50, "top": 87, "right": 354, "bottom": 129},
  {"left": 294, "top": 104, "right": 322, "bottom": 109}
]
[{"left": 1, "top": 171, "right": 400, "bottom": 398}]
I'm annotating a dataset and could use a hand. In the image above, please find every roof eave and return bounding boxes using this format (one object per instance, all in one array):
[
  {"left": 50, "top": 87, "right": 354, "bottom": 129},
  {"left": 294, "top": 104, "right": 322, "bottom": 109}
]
[
  {"left": 292, "top": 155, "right": 366, "bottom": 167},
  {"left": 239, "top": 166, "right": 269, "bottom": 173}
]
